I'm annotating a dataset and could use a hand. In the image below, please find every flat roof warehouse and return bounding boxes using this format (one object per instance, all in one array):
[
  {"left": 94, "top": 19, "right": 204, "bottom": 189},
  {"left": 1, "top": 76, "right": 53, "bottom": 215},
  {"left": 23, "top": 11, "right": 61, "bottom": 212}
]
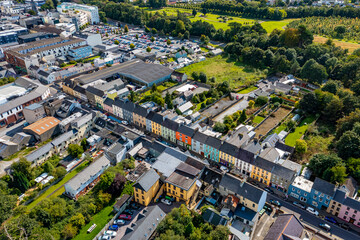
[{"left": 75, "top": 59, "right": 173, "bottom": 86}]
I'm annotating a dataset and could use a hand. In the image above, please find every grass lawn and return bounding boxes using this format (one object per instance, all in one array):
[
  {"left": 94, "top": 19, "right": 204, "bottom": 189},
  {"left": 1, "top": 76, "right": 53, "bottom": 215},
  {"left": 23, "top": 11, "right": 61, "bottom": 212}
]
[
  {"left": 261, "top": 19, "right": 299, "bottom": 33},
  {"left": 25, "top": 161, "right": 89, "bottom": 210},
  {"left": 253, "top": 115, "right": 265, "bottom": 124},
  {"left": 178, "top": 55, "right": 265, "bottom": 89},
  {"left": 314, "top": 35, "right": 360, "bottom": 53},
  {"left": 73, "top": 202, "right": 116, "bottom": 240},
  {"left": 285, "top": 115, "right": 316, "bottom": 147},
  {"left": 274, "top": 123, "right": 287, "bottom": 134},
  {"left": 238, "top": 86, "right": 258, "bottom": 94}
]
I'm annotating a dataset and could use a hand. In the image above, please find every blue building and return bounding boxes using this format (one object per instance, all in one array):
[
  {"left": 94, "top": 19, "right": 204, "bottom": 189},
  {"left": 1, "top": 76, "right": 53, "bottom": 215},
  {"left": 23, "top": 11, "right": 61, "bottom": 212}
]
[
  {"left": 67, "top": 45, "right": 92, "bottom": 61},
  {"left": 204, "top": 137, "right": 221, "bottom": 162},
  {"left": 309, "top": 178, "right": 336, "bottom": 210},
  {"left": 288, "top": 176, "right": 313, "bottom": 204}
]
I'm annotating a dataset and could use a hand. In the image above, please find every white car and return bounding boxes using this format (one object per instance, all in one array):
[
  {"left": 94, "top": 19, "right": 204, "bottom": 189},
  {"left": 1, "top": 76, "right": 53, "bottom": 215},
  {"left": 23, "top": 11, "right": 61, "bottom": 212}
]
[
  {"left": 113, "top": 219, "right": 125, "bottom": 225},
  {"left": 104, "top": 230, "right": 117, "bottom": 237},
  {"left": 161, "top": 198, "right": 172, "bottom": 205},
  {"left": 306, "top": 207, "right": 319, "bottom": 216},
  {"left": 98, "top": 235, "right": 111, "bottom": 240}
]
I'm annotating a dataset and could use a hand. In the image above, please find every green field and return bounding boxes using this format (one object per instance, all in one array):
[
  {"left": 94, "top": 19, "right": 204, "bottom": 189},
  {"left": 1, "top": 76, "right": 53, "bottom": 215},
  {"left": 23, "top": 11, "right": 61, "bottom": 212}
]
[
  {"left": 253, "top": 115, "right": 265, "bottom": 124},
  {"left": 178, "top": 55, "right": 266, "bottom": 89},
  {"left": 285, "top": 116, "right": 316, "bottom": 147},
  {"left": 73, "top": 202, "right": 116, "bottom": 240},
  {"left": 26, "top": 161, "right": 89, "bottom": 210},
  {"left": 238, "top": 86, "right": 258, "bottom": 94},
  {"left": 143, "top": 7, "right": 297, "bottom": 32}
]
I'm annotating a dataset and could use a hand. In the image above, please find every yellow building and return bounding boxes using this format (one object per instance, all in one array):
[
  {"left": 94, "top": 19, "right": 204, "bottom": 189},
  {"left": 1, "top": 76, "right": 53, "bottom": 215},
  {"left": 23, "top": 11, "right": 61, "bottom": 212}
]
[
  {"left": 250, "top": 157, "right": 274, "bottom": 185},
  {"left": 133, "top": 105, "right": 148, "bottom": 128},
  {"left": 62, "top": 79, "right": 76, "bottom": 96},
  {"left": 133, "top": 169, "right": 160, "bottom": 206},
  {"left": 165, "top": 162, "right": 201, "bottom": 205},
  {"left": 150, "top": 113, "right": 163, "bottom": 136}
]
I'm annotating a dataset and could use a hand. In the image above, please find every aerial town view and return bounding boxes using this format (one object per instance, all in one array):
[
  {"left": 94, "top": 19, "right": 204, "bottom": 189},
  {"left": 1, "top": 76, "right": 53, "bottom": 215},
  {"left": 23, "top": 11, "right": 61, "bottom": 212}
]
[{"left": 1, "top": 0, "right": 360, "bottom": 239}]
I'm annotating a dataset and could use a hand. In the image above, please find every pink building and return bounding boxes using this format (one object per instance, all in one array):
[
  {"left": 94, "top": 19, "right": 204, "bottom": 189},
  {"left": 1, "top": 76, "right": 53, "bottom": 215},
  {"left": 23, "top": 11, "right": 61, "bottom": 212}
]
[
  {"left": 103, "top": 98, "right": 114, "bottom": 114},
  {"left": 337, "top": 198, "right": 360, "bottom": 227}
]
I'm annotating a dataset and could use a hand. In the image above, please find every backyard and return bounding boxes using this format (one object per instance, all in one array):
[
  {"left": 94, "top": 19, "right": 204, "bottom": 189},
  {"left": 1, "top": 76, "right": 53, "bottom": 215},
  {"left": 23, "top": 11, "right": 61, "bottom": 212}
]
[
  {"left": 255, "top": 107, "right": 291, "bottom": 138},
  {"left": 238, "top": 85, "right": 258, "bottom": 94},
  {"left": 285, "top": 115, "right": 317, "bottom": 147},
  {"left": 179, "top": 55, "right": 266, "bottom": 89}
]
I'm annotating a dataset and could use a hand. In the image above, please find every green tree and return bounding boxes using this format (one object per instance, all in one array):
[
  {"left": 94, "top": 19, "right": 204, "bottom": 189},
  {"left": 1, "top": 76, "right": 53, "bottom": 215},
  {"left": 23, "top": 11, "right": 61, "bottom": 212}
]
[
  {"left": 255, "top": 96, "right": 268, "bottom": 106},
  {"left": 248, "top": 100, "right": 255, "bottom": 108},
  {"left": 130, "top": 43, "right": 135, "bottom": 49},
  {"left": 28, "top": 10, "right": 36, "bottom": 15},
  {"left": 152, "top": 28, "right": 157, "bottom": 34},
  {"left": 213, "top": 122, "right": 228, "bottom": 133},
  {"left": 239, "top": 110, "right": 247, "bottom": 123},
  {"left": 167, "top": 39, "right": 171, "bottom": 45},
  {"left": 308, "top": 154, "right": 342, "bottom": 177},
  {"left": 337, "top": 130, "right": 360, "bottom": 159},
  {"left": 136, "top": 34, "right": 139, "bottom": 39},
  {"left": 300, "top": 59, "right": 328, "bottom": 84},
  {"left": 70, "top": 213, "right": 85, "bottom": 228},
  {"left": 43, "top": 161, "right": 54, "bottom": 173},
  {"left": 67, "top": 144, "right": 84, "bottom": 158},
  {"left": 124, "top": 25, "right": 129, "bottom": 33},
  {"left": 176, "top": 20, "right": 185, "bottom": 34},
  {"left": 192, "top": 9, "right": 197, "bottom": 17},
  {"left": 200, "top": 34, "right": 210, "bottom": 44},
  {"left": 151, "top": 36, "right": 155, "bottom": 42},
  {"left": 11, "top": 157, "right": 32, "bottom": 179},
  {"left": 191, "top": 72, "right": 199, "bottom": 81},
  {"left": 53, "top": 166, "right": 67, "bottom": 179},
  {"left": 199, "top": 72, "right": 207, "bottom": 83},
  {"left": 323, "top": 165, "right": 347, "bottom": 184},
  {"left": 0, "top": 194, "right": 17, "bottom": 224},
  {"left": 114, "top": 40, "right": 119, "bottom": 45},
  {"left": 62, "top": 223, "right": 78, "bottom": 239},
  {"left": 98, "top": 172, "right": 115, "bottom": 191},
  {"left": 321, "top": 80, "right": 343, "bottom": 94},
  {"left": 146, "top": 46, "right": 152, "bottom": 52},
  {"left": 81, "top": 138, "right": 87, "bottom": 151},
  {"left": 185, "top": 222, "right": 195, "bottom": 238},
  {"left": 211, "top": 225, "right": 230, "bottom": 240},
  {"left": 295, "top": 139, "right": 307, "bottom": 154}
]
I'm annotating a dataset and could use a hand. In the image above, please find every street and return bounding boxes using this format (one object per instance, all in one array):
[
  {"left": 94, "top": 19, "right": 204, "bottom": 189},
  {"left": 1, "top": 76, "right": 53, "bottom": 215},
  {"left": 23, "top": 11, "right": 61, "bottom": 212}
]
[{"left": 267, "top": 193, "right": 360, "bottom": 239}]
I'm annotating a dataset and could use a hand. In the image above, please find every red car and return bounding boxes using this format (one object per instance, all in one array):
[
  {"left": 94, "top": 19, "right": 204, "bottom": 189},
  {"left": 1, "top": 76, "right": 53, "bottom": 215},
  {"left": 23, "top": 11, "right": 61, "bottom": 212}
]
[{"left": 118, "top": 214, "right": 132, "bottom": 220}]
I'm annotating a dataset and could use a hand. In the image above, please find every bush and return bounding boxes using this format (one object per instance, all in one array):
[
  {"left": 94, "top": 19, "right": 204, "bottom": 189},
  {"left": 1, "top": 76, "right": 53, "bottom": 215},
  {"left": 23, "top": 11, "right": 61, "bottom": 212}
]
[{"left": 255, "top": 96, "right": 269, "bottom": 106}]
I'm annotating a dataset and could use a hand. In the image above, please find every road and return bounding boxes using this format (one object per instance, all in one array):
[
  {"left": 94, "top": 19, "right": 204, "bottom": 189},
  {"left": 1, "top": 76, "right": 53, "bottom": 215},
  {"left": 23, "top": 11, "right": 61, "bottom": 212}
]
[{"left": 267, "top": 193, "right": 359, "bottom": 240}]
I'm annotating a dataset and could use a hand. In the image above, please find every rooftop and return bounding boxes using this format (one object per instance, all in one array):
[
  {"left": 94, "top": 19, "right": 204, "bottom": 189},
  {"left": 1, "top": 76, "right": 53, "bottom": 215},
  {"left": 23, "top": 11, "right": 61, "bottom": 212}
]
[
  {"left": 133, "top": 169, "right": 160, "bottom": 192},
  {"left": 23, "top": 116, "right": 59, "bottom": 135},
  {"left": 291, "top": 176, "right": 313, "bottom": 193},
  {"left": 312, "top": 177, "right": 336, "bottom": 196},
  {"left": 166, "top": 166, "right": 198, "bottom": 190},
  {"left": 264, "top": 214, "right": 303, "bottom": 240}
]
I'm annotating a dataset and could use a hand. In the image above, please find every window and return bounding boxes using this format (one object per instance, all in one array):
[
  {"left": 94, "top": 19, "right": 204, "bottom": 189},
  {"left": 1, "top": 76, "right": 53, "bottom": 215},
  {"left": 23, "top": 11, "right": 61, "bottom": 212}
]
[
  {"left": 343, "top": 216, "right": 347, "bottom": 220},
  {"left": 347, "top": 207, "right": 350, "bottom": 210},
  {"left": 345, "top": 211, "right": 348, "bottom": 215},
  {"left": 337, "top": 207, "right": 340, "bottom": 211},
  {"left": 252, "top": 204, "right": 255, "bottom": 208},
  {"left": 180, "top": 189, "right": 184, "bottom": 193},
  {"left": 180, "top": 194, "right": 184, "bottom": 199},
  {"left": 142, "top": 196, "right": 144, "bottom": 200},
  {"left": 304, "top": 193, "right": 307, "bottom": 196}
]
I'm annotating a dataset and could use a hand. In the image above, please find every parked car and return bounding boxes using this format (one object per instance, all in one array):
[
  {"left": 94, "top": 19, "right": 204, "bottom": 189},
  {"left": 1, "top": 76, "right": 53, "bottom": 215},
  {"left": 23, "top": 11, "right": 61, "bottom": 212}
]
[
  {"left": 7, "top": 122, "right": 15, "bottom": 128},
  {"left": 23, "top": 122, "right": 29, "bottom": 127},
  {"left": 16, "top": 118, "right": 24, "bottom": 124},
  {"left": 324, "top": 216, "right": 337, "bottom": 224},
  {"left": 161, "top": 198, "right": 172, "bottom": 205},
  {"left": 270, "top": 199, "right": 281, "bottom": 207},
  {"left": 118, "top": 214, "right": 132, "bottom": 220},
  {"left": 123, "top": 209, "right": 134, "bottom": 215},
  {"left": 113, "top": 219, "right": 125, "bottom": 225},
  {"left": 319, "top": 223, "right": 331, "bottom": 232},
  {"left": 108, "top": 225, "right": 119, "bottom": 231},
  {"left": 98, "top": 235, "right": 111, "bottom": 240},
  {"left": 306, "top": 207, "right": 319, "bottom": 216},
  {"left": 293, "top": 201, "right": 306, "bottom": 209},
  {"left": 263, "top": 204, "right": 273, "bottom": 212},
  {"left": 264, "top": 187, "right": 274, "bottom": 194},
  {"left": 130, "top": 203, "right": 140, "bottom": 210},
  {"left": 340, "top": 223, "right": 350, "bottom": 230},
  {"left": 103, "top": 230, "right": 117, "bottom": 237}
]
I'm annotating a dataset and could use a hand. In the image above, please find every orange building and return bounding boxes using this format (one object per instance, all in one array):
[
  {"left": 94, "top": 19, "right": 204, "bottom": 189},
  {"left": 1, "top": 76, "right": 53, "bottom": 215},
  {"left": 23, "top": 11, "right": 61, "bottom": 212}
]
[{"left": 176, "top": 125, "right": 194, "bottom": 148}]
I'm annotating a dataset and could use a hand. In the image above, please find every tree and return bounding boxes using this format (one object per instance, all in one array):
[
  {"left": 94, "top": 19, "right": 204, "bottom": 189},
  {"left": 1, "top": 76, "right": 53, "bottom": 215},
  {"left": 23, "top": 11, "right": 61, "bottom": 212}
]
[
  {"left": 185, "top": 222, "right": 195, "bottom": 238},
  {"left": 62, "top": 223, "right": 78, "bottom": 239},
  {"left": 81, "top": 138, "right": 87, "bottom": 151},
  {"left": 213, "top": 122, "right": 228, "bottom": 133},
  {"left": 199, "top": 72, "right": 207, "bottom": 83},
  {"left": 299, "top": 92, "right": 319, "bottom": 114},
  {"left": 192, "top": 9, "right": 197, "bottom": 17},
  {"left": 11, "top": 158, "right": 31, "bottom": 179},
  {"left": 211, "top": 225, "right": 230, "bottom": 240},
  {"left": 28, "top": 10, "right": 36, "bottom": 15},
  {"left": 308, "top": 154, "right": 342, "bottom": 178},
  {"left": 151, "top": 36, "right": 155, "bottom": 42},
  {"left": 239, "top": 110, "right": 247, "bottom": 123},
  {"left": 295, "top": 139, "right": 307, "bottom": 154},
  {"left": 321, "top": 80, "right": 343, "bottom": 94},
  {"left": 146, "top": 46, "right": 152, "bottom": 52},
  {"left": 184, "top": 31, "right": 190, "bottom": 40},
  {"left": 0, "top": 194, "right": 17, "bottom": 224},
  {"left": 334, "top": 25, "right": 346, "bottom": 35},
  {"left": 98, "top": 172, "right": 115, "bottom": 191},
  {"left": 70, "top": 213, "right": 85, "bottom": 228},
  {"left": 176, "top": 20, "right": 185, "bottom": 34},
  {"left": 248, "top": 100, "right": 255, "bottom": 108},
  {"left": 130, "top": 43, "right": 135, "bottom": 49},
  {"left": 151, "top": 28, "right": 157, "bottom": 34},
  {"left": 167, "top": 39, "right": 171, "bottom": 45},
  {"left": 43, "top": 161, "right": 54, "bottom": 173},
  {"left": 255, "top": 96, "right": 268, "bottom": 106},
  {"left": 67, "top": 144, "right": 84, "bottom": 158},
  {"left": 337, "top": 131, "right": 360, "bottom": 160},
  {"left": 109, "top": 173, "right": 126, "bottom": 195},
  {"left": 124, "top": 25, "right": 129, "bottom": 33},
  {"left": 114, "top": 40, "right": 119, "bottom": 45},
  {"left": 323, "top": 165, "right": 347, "bottom": 184},
  {"left": 200, "top": 34, "right": 209, "bottom": 45},
  {"left": 300, "top": 59, "right": 328, "bottom": 84},
  {"left": 53, "top": 166, "right": 67, "bottom": 179},
  {"left": 201, "top": 8, "right": 207, "bottom": 16},
  {"left": 191, "top": 72, "right": 199, "bottom": 81}
]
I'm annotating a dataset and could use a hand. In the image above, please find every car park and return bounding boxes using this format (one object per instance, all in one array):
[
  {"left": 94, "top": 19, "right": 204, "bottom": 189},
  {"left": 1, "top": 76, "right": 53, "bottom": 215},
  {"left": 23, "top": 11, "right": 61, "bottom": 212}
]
[
  {"left": 123, "top": 209, "right": 134, "bottom": 215},
  {"left": 118, "top": 214, "right": 132, "bottom": 220},
  {"left": 108, "top": 225, "right": 119, "bottom": 231},
  {"left": 113, "top": 219, "right": 125, "bottom": 225},
  {"left": 293, "top": 201, "right": 306, "bottom": 209},
  {"left": 306, "top": 207, "right": 319, "bottom": 216},
  {"left": 161, "top": 198, "right": 172, "bottom": 205},
  {"left": 319, "top": 223, "right": 331, "bottom": 232}
]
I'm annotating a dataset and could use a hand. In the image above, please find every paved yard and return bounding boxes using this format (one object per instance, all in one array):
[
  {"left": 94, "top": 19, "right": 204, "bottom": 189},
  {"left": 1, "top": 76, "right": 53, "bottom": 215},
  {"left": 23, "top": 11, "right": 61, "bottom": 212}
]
[{"left": 213, "top": 99, "right": 249, "bottom": 123}]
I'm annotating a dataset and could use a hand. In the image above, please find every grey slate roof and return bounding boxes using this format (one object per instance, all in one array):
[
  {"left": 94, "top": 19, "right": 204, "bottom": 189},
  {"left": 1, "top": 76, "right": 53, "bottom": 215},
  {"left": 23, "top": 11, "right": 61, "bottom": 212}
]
[
  {"left": 162, "top": 119, "right": 179, "bottom": 131},
  {"left": 333, "top": 189, "right": 346, "bottom": 203},
  {"left": 86, "top": 85, "right": 104, "bottom": 97},
  {"left": 122, "top": 101, "right": 136, "bottom": 112},
  {"left": 177, "top": 125, "right": 195, "bottom": 137},
  {"left": 237, "top": 149, "right": 255, "bottom": 164},
  {"left": 275, "top": 141, "right": 295, "bottom": 154},
  {"left": 220, "top": 142, "right": 238, "bottom": 156},
  {"left": 103, "top": 98, "right": 114, "bottom": 107},
  {"left": 205, "top": 136, "right": 222, "bottom": 148},
  {"left": 219, "top": 174, "right": 265, "bottom": 204},
  {"left": 122, "top": 205, "right": 166, "bottom": 240},
  {"left": 192, "top": 131, "right": 208, "bottom": 142},
  {"left": 253, "top": 156, "right": 275, "bottom": 172},
  {"left": 133, "top": 169, "right": 160, "bottom": 192},
  {"left": 264, "top": 214, "right": 303, "bottom": 240},
  {"left": 73, "top": 85, "right": 86, "bottom": 94},
  {"left": 343, "top": 197, "right": 360, "bottom": 211},
  {"left": 152, "top": 147, "right": 189, "bottom": 178},
  {"left": 151, "top": 112, "right": 163, "bottom": 124},
  {"left": 312, "top": 177, "right": 336, "bottom": 197},
  {"left": 271, "top": 164, "right": 296, "bottom": 181},
  {"left": 66, "top": 155, "right": 110, "bottom": 192},
  {"left": 133, "top": 105, "right": 148, "bottom": 117},
  {"left": 203, "top": 208, "right": 228, "bottom": 226}
]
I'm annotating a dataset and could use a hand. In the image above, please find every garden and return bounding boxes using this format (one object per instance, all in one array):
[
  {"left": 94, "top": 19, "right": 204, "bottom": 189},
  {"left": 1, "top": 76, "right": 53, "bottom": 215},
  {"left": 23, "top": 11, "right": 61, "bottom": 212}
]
[
  {"left": 255, "top": 107, "right": 292, "bottom": 138},
  {"left": 285, "top": 115, "right": 317, "bottom": 147}
]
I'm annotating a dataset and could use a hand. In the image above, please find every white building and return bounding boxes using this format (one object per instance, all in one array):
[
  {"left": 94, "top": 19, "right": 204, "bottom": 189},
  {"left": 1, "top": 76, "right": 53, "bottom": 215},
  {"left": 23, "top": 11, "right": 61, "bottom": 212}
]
[{"left": 57, "top": 2, "right": 99, "bottom": 24}]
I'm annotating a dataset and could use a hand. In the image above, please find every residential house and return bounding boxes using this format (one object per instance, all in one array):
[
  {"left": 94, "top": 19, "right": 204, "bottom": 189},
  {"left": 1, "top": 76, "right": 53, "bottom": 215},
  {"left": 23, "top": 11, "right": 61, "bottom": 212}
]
[
  {"left": 150, "top": 112, "right": 164, "bottom": 136},
  {"left": 73, "top": 85, "right": 88, "bottom": 102},
  {"left": 250, "top": 157, "right": 274, "bottom": 186},
  {"left": 23, "top": 103, "right": 46, "bottom": 124},
  {"left": 161, "top": 118, "right": 179, "bottom": 143},
  {"left": 202, "top": 208, "right": 229, "bottom": 226},
  {"left": 113, "top": 98, "right": 124, "bottom": 119},
  {"left": 85, "top": 86, "right": 104, "bottom": 109},
  {"left": 113, "top": 194, "right": 132, "bottom": 213},
  {"left": 264, "top": 214, "right": 304, "bottom": 240},
  {"left": 121, "top": 205, "right": 166, "bottom": 240},
  {"left": 309, "top": 177, "right": 336, "bottom": 210},
  {"left": 145, "top": 111, "right": 155, "bottom": 133},
  {"left": 270, "top": 164, "right": 297, "bottom": 193},
  {"left": 23, "top": 116, "right": 60, "bottom": 142},
  {"left": 165, "top": 162, "right": 201, "bottom": 205},
  {"left": 103, "top": 98, "right": 114, "bottom": 114},
  {"left": 133, "top": 105, "right": 148, "bottom": 129},
  {"left": 288, "top": 176, "right": 314, "bottom": 203},
  {"left": 62, "top": 79, "right": 76, "bottom": 96},
  {"left": 176, "top": 125, "right": 195, "bottom": 148},
  {"left": 133, "top": 169, "right": 160, "bottom": 206},
  {"left": 204, "top": 136, "right": 221, "bottom": 162},
  {"left": 338, "top": 197, "right": 360, "bottom": 227},
  {"left": 219, "top": 141, "right": 238, "bottom": 167},
  {"left": 235, "top": 149, "right": 255, "bottom": 176},
  {"left": 64, "top": 155, "right": 110, "bottom": 200},
  {"left": 122, "top": 101, "right": 135, "bottom": 124},
  {"left": 191, "top": 131, "right": 208, "bottom": 156}
]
